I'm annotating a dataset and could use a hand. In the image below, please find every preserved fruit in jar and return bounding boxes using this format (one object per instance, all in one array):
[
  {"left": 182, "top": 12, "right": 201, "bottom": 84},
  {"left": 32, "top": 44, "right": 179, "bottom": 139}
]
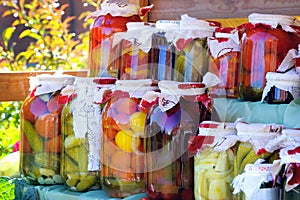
[
  {"left": 144, "top": 77, "right": 216, "bottom": 200},
  {"left": 101, "top": 79, "right": 158, "bottom": 198},
  {"left": 208, "top": 27, "right": 240, "bottom": 98},
  {"left": 60, "top": 77, "right": 115, "bottom": 192},
  {"left": 20, "top": 74, "right": 75, "bottom": 185},
  {"left": 195, "top": 121, "right": 237, "bottom": 200},
  {"left": 238, "top": 13, "right": 300, "bottom": 101},
  {"left": 88, "top": 1, "right": 152, "bottom": 77},
  {"left": 233, "top": 122, "right": 284, "bottom": 200}
]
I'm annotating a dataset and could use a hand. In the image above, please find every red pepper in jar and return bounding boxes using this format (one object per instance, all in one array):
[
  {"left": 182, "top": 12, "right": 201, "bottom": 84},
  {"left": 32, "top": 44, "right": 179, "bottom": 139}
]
[
  {"left": 208, "top": 27, "right": 240, "bottom": 98},
  {"left": 238, "top": 13, "right": 300, "bottom": 101}
]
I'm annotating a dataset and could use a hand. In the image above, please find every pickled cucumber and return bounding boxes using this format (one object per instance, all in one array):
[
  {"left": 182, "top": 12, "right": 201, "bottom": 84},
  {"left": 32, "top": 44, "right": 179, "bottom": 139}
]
[
  {"left": 66, "top": 174, "right": 80, "bottom": 187},
  {"left": 65, "top": 144, "right": 88, "bottom": 172},
  {"left": 22, "top": 120, "right": 44, "bottom": 152},
  {"left": 61, "top": 104, "right": 74, "bottom": 136},
  {"left": 76, "top": 174, "right": 97, "bottom": 192},
  {"left": 35, "top": 153, "right": 60, "bottom": 169},
  {"left": 64, "top": 135, "right": 83, "bottom": 149}
]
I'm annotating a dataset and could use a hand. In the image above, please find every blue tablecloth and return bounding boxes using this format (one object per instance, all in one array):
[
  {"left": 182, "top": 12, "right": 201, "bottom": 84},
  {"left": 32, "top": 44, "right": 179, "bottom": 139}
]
[
  {"left": 35, "top": 185, "right": 146, "bottom": 200},
  {"left": 14, "top": 178, "right": 146, "bottom": 200},
  {"left": 213, "top": 98, "right": 300, "bottom": 128}
]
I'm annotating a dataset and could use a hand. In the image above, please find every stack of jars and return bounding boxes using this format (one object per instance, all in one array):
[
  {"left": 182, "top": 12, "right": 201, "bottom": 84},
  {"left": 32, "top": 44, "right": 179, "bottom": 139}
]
[{"left": 19, "top": 1, "right": 300, "bottom": 198}]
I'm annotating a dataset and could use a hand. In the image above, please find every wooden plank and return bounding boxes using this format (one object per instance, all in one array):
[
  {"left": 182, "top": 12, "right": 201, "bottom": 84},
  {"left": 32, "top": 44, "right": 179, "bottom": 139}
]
[
  {"left": 148, "top": 0, "right": 300, "bottom": 21},
  {"left": 0, "top": 70, "right": 88, "bottom": 102}
]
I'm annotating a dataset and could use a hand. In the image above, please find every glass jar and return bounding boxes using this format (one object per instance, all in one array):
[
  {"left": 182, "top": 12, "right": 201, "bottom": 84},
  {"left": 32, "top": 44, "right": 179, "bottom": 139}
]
[
  {"left": 60, "top": 77, "right": 116, "bottom": 192},
  {"left": 271, "top": 128, "right": 300, "bottom": 200},
  {"left": 101, "top": 79, "right": 158, "bottom": 198},
  {"left": 238, "top": 13, "right": 300, "bottom": 101},
  {"left": 144, "top": 80, "right": 213, "bottom": 200},
  {"left": 152, "top": 20, "right": 179, "bottom": 81},
  {"left": 114, "top": 22, "right": 156, "bottom": 80},
  {"left": 173, "top": 15, "right": 220, "bottom": 82},
  {"left": 233, "top": 122, "right": 284, "bottom": 200},
  {"left": 88, "top": 1, "right": 152, "bottom": 77},
  {"left": 282, "top": 166, "right": 300, "bottom": 200},
  {"left": 208, "top": 27, "right": 240, "bottom": 98},
  {"left": 233, "top": 163, "right": 280, "bottom": 200},
  {"left": 195, "top": 121, "right": 237, "bottom": 200},
  {"left": 20, "top": 74, "right": 75, "bottom": 185},
  {"left": 262, "top": 70, "right": 300, "bottom": 104}
]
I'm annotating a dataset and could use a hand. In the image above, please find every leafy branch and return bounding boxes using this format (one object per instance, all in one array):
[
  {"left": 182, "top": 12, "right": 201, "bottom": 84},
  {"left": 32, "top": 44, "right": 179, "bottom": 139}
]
[{"left": 0, "top": 0, "right": 98, "bottom": 71}]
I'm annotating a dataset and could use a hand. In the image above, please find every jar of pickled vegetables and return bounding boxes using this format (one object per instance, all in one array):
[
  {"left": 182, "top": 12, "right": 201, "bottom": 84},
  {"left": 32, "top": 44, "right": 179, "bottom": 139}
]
[
  {"left": 238, "top": 13, "right": 300, "bottom": 101},
  {"left": 208, "top": 27, "right": 240, "bottom": 98},
  {"left": 144, "top": 77, "right": 216, "bottom": 200},
  {"left": 233, "top": 163, "right": 280, "bottom": 200},
  {"left": 269, "top": 128, "right": 300, "bottom": 200},
  {"left": 20, "top": 74, "right": 75, "bottom": 185},
  {"left": 281, "top": 162, "right": 300, "bottom": 200},
  {"left": 233, "top": 122, "right": 284, "bottom": 200},
  {"left": 87, "top": 1, "right": 152, "bottom": 77},
  {"left": 195, "top": 121, "right": 237, "bottom": 200},
  {"left": 101, "top": 79, "right": 158, "bottom": 198},
  {"left": 113, "top": 22, "right": 156, "bottom": 80},
  {"left": 60, "top": 77, "right": 116, "bottom": 192},
  {"left": 173, "top": 14, "right": 220, "bottom": 82},
  {"left": 152, "top": 20, "right": 179, "bottom": 81},
  {"left": 262, "top": 69, "right": 300, "bottom": 104}
]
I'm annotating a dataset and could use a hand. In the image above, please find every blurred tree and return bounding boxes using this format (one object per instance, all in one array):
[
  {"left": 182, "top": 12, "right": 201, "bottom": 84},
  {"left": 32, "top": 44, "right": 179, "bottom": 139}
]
[{"left": 0, "top": 0, "right": 101, "bottom": 160}]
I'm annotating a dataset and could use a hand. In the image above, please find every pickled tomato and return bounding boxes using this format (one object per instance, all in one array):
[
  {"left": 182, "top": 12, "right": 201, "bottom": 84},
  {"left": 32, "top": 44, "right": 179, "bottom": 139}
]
[
  {"left": 115, "top": 130, "right": 141, "bottom": 153},
  {"left": 130, "top": 112, "right": 147, "bottom": 134}
]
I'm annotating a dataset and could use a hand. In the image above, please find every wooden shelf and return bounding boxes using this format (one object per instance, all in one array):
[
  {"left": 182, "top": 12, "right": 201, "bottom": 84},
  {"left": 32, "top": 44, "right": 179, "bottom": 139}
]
[{"left": 0, "top": 70, "right": 88, "bottom": 102}]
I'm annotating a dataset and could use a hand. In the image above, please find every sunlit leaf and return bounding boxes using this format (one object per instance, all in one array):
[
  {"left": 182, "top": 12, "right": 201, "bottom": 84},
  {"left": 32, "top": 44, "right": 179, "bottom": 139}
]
[
  {"left": 59, "top": 4, "right": 70, "bottom": 12},
  {"left": 19, "top": 0, "right": 25, "bottom": 11},
  {"left": 24, "top": 3, "right": 34, "bottom": 10},
  {"left": 29, "top": 32, "right": 41, "bottom": 40},
  {"left": 18, "top": 29, "right": 31, "bottom": 39},
  {"left": 15, "top": 49, "right": 35, "bottom": 61},
  {"left": 2, "top": 27, "right": 15, "bottom": 46},
  {"left": 2, "top": 10, "right": 14, "bottom": 17},
  {"left": 63, "top": 16, "right": 75, "bottom": 26},
  {"left": 78, "top": 11, "right": 91, "bottom": 20},
  {"left": 11, "top": 19, "right": 20, "bottom": 27}
]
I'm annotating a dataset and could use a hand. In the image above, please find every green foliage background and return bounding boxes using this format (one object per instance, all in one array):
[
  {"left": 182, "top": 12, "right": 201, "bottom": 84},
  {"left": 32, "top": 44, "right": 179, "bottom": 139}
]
[{"left": 0, "top": 0, "right": 101, "bottom": 160}]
